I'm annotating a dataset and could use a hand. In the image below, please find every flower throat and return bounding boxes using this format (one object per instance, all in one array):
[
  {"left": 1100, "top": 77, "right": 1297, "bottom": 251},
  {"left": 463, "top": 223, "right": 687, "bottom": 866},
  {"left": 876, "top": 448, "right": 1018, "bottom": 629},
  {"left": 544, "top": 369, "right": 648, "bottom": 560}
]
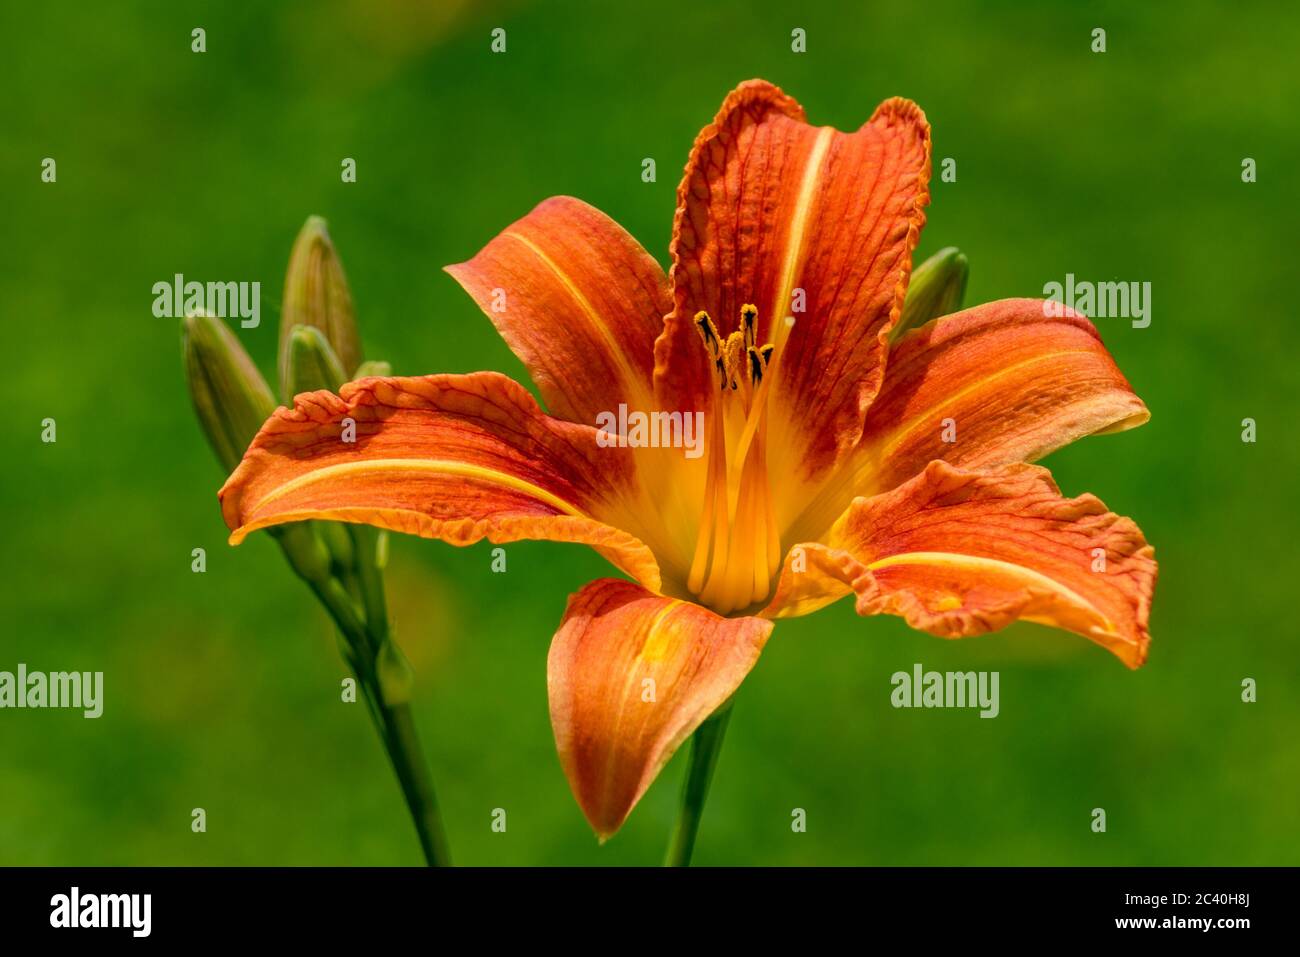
[{"left": 686, "top": 304, "right": 793, "bottom": 615}]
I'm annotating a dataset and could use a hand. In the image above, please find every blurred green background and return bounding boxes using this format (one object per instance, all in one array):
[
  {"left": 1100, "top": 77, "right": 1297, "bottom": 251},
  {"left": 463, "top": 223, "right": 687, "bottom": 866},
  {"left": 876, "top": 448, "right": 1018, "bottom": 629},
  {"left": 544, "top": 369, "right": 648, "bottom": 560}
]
[{"left": 3, "top": 0, "right": 1297, "bottom": 865}]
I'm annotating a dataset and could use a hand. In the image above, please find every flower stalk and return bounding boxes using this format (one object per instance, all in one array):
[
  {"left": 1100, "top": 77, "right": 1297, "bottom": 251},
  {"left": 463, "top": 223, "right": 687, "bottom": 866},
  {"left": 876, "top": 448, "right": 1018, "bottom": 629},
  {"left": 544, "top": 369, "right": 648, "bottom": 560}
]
[
  {"left": 182, "top": 220, "right": 451, "bottom": 865},
  {"left": 664, "top": 701, "right": 733, "bottom": 867},
  {"left": 276, "top": 518, "right": 450, "bottom": 866}
]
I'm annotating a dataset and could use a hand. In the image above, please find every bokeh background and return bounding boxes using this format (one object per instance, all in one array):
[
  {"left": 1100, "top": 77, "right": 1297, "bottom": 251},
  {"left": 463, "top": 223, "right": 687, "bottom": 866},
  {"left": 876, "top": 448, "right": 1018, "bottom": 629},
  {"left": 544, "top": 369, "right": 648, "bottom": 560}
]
[{"left": 3, "top": 0, "right": 1297, "bottom": 865}]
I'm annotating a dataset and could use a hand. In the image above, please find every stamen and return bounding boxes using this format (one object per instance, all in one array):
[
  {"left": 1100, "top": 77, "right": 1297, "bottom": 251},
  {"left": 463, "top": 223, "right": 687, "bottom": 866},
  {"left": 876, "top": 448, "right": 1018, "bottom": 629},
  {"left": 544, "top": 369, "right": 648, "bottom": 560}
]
[
  {"left": 694, "top": 310, "right": 721, "bottom": 357},
  {"left": 733, "top": 315, "right": 795, "bottom": 475},
  {"left": 690, "top": 398, "right": 731, "bottom": 595},
  {"left": 741, "top": 303, "right": 757, "bottom": 350},
  {"left": 723, "top": 332, "right": 745, "bottom": 391},
  {"left": 686, "top": 303, "right": 784, "bottom": 614},
  {"left": 686, "top": 402, "right": 727, "bottom": 593}
]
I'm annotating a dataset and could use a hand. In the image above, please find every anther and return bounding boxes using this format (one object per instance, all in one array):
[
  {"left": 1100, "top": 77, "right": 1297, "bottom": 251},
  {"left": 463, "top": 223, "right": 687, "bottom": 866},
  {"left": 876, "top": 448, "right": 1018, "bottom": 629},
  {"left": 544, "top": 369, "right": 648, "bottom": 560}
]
[
  {"left": 694, "top": 310, "right": 721, "bottom": 356},
  {"left": 723, "top": 333, "right": 746, "bottom": 391},
  {"left": 741, "top": 303, "right": 757, "bottom": 349}
]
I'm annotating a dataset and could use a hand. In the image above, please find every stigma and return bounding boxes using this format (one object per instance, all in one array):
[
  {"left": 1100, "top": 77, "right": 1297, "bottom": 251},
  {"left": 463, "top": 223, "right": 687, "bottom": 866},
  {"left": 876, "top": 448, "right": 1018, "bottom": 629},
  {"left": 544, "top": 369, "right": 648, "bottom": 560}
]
[{"left": 686, "top": 304, "right": 792, "bottom": 614}]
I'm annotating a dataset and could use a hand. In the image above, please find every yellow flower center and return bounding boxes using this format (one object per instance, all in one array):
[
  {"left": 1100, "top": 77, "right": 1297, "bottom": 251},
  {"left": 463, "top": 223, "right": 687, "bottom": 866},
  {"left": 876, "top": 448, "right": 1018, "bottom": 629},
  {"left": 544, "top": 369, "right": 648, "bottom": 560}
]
[{"left": 686, "top": 304, "right": 792, "bottom": 615}]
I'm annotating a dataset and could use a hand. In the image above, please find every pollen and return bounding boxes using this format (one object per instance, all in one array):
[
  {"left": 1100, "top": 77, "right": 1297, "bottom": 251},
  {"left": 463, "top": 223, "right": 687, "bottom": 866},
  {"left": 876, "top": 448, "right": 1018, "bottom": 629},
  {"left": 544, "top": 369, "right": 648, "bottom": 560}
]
[{"left": 686, "top": 304, "right": 794, "bottom": 614}]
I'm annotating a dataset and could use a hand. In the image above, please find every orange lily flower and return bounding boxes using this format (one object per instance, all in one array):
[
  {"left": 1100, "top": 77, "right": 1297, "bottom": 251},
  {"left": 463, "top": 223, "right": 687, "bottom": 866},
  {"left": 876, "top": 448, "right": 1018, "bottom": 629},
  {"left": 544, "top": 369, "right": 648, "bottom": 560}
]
[{"left": 220, "top": 80, "right": 1156, "bottom": 840}]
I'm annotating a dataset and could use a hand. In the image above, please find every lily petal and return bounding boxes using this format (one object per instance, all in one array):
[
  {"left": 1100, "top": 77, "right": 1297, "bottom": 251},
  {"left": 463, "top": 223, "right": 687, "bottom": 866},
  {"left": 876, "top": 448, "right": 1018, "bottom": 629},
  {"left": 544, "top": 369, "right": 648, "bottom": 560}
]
[
  {"left": 219, "top": 372, "right": 663, "bottom": 591},
  {"left": 765, "top": 461, "right": 1156, "bottom": 667},
  {"left": 447, "top": 196, "right": 670, "bottom": 426},
  {"left": 861, "top": 299, "right": 1150, "bottom": 494},
  {"left": 760, "top": 543, "right": 859, "bottom": 620},
  {"left": 656, "top": 79, "right": 931, "bottom": 481},
  {"left": 786, "top": 299, "right": 1150, "bottom": 543},
  {"left": 549, "top": 578, "right": 771, "bottom": 839}
]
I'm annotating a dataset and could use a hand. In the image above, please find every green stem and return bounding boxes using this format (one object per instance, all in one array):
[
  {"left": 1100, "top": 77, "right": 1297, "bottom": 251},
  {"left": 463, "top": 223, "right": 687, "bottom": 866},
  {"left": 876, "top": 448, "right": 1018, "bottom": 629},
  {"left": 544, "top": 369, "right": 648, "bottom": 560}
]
[
  {"left": 348, "top": 526, "right": 389, "bottom": 646},
  {"left": 335, "top": 635, "right": 449, "bottom": 866},
  {"left": 336, "top": 631, "right": 391, "bottom": 748},
  {"left": 664, "top": 704, "right": 733, "bottom": 867},
  {"left": 306, "top": 577, "right": 369, "bottom": 647},
  {"left": 278, "top": 529, "right": 451, "bottom": 866},
  {"left": 377, "top": 698, "right": 452, "bottom": 866}
]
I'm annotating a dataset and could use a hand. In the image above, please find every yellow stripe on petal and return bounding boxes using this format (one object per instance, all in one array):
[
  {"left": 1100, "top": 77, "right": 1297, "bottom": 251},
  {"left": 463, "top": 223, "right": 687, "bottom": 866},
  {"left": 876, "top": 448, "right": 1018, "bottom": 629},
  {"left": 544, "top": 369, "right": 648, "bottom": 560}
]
[
  {"left": 764, "top": 461, "right": 1156, "bottom": 668},
  {"left": 249, "top": 458, "right": 588, "bottom": 521},
  {"left": 501, "top": 229, "right": 654, "bottom": 414},
  {"left": 447, "top": 196, "right": 669, "bottom": 427},
  {"left": 548, "top": 579, "right": 771, "bottom": 839},
  {"left": 219, "top": 372, "right": 665, "bottom": 591}
]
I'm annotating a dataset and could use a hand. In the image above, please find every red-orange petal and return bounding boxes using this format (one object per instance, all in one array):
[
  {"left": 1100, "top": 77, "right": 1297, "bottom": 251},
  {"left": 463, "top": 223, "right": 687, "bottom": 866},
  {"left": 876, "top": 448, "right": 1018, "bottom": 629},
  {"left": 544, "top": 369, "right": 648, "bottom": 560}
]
[
  {"left": 656, "top": 79, "right": 931, "bottom": 480},
  {"left": 548, "top": 578, "right": 772, "bottom": 839},
  {"left": 785, "top": 299, "right": 1150, "bottom": 543},
  {"left": 219, "top": 373, "right": 663, "bottom": 591},
  {"left": 446, "top": 196, "right": 670, "bottom": 427},
  {"left": 862, "top": 298, "right": 1150, "bottom": 494},
  {"left": 765, "top": 461, "right": 1156, "bottom": 667}
]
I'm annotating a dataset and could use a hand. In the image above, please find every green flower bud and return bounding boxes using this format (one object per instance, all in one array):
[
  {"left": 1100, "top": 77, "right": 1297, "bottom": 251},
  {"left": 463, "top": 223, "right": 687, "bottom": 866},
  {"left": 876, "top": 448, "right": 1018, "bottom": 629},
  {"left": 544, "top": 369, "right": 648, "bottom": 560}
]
[
  {"left": 355, "top": 359, "right": 392, "bottom": 378},
  {"left": 284, "top": 324, "right": 347, "bottom": 397},
  {"left": 182, "top": 312, "right": 276, "bottom": 474},
  {"left": 273, "top": 521, "right": 334, "bottom": 586},
  {"left": 376, "top": 638, "right": 415, "bottom": 705},
  {"left": 278, "top": 324, "right": 362, "bottom": 581},
  {"left": 317, "top": 522, "right": 356, "bottom": 575},
  {"left": 278, "top": 216, "right": 361, "bottom": 395},
  {"left": 896, "top": 246, "right": 969, "bottom": 340}
]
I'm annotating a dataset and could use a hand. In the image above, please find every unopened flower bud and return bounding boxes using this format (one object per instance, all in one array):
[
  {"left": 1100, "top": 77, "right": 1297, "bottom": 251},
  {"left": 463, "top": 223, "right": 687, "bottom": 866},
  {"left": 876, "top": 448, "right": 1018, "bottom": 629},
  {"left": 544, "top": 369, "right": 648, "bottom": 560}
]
[
  {"left": 182, "top": 312, "right": 276, "bottom": 474},
  {"left": 273, "top": 521, "right": 334, "bottom": 586},
  {"left": 896, "top": 246, "right": 969, "bottom": 340},
  {"left": 285, "top": 324, "right": 347, "bottom": 397},
  {"left": 278, "top": 216, "right": 361, "bottom": 394}
]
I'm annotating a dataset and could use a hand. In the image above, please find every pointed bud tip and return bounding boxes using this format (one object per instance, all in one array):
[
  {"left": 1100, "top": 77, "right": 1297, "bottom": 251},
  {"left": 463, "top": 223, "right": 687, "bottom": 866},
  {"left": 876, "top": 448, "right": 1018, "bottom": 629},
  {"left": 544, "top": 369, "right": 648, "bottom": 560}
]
[
  {"left": 289, "top": 323, "right": 322, "bottom": 348},
  {"left": 298, "top": 214, "right": 331, "bottom": 242},
  {"left": 180, "top": 309, "right": 216, "bottom": 343}
]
